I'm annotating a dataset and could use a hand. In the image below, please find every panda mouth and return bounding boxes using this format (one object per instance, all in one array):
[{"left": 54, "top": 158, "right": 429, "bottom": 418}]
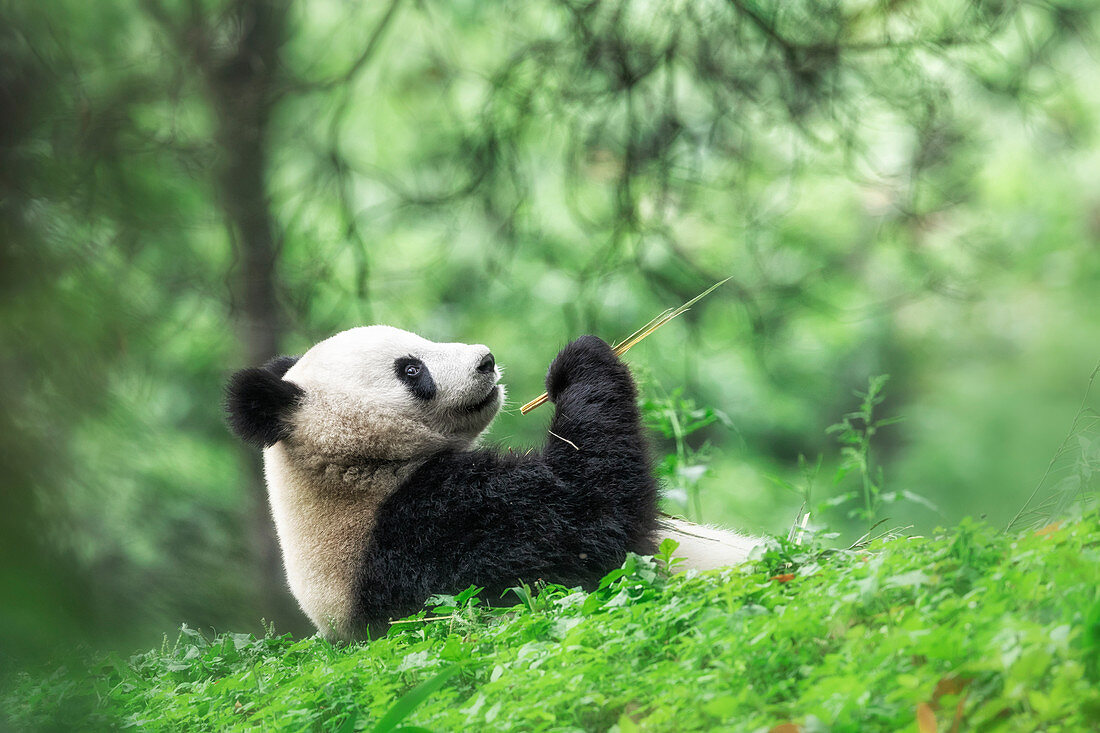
[{"left": 461, "top": 385, "right": 500, "bottom": 414}]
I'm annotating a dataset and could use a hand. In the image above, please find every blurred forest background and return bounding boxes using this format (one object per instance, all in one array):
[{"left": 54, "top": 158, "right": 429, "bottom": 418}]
[{"left": 2, "top": 0, "right": 1099, "bottom": 663}]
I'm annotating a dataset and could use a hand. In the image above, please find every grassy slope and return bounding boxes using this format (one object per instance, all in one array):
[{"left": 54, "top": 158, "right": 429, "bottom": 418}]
[{"left": 5, "top": 516, "right": 1099, "bottom": 732}]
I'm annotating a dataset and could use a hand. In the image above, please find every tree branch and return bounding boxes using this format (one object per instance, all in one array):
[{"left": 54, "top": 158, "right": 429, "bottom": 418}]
[{"left": 285, "top": 0, "right": 404, "bottom": 95}]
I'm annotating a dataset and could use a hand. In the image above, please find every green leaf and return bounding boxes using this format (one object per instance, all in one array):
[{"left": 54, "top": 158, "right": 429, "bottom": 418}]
[
  {"left": 454, "top": 585, "right": 484, "bottom": 606},
  {"left": 702, "top": 695, "right": 739, "bottom": 718},
  {"left": 333, "top": 710, "right": 360, "bottom": 733},
  {"left": 371, "top": 667, "right": 460, "bottom": 733}
]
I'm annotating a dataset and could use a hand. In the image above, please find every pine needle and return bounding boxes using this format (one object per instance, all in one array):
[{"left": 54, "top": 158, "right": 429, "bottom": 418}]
[{"left": 519, "top": 277, "right": 731, "bottom": 414}]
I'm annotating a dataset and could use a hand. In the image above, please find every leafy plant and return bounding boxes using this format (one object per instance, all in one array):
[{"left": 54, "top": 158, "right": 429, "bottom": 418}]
[
  {"left": 654, "top": 537, "right": 686, "bottom": 577},
  {"left": 827, "top": 375, "right": 904, "bottom": 523},
  {"left": 642, "top": 387, "right": 732, "bottom": 520}
]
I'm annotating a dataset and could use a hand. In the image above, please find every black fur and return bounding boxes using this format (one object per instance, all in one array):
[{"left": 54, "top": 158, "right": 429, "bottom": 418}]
[
  {"left": 354, "top": 335, "right": 658, "bottom": 636},
  {"left": 225, "top": 356, "right": 304, "bottom": 448},
  {"left": 264, "top": 355, "right": 300, "bottom": 379},
  {"left": 394, "top": 356, "right": 436, "bottom": 401}
]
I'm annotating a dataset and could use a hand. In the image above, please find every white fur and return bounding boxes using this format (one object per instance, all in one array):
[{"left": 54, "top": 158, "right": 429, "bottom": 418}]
[
  {"left": 655, "top": 516, "right": 761, "bottom": 571},
  {"left": 285, "top": 326, "right": 503, "bottom": 443}
]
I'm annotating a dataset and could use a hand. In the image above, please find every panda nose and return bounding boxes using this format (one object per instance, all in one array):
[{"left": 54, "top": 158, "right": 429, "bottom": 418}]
[{"left": 476, "top": 352, "right": 496, "bottom": 374}]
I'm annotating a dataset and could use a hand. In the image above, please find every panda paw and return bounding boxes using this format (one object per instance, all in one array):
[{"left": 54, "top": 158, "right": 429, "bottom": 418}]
[{"left": 545, "top": 335, "right": 629, "bottom": 402}]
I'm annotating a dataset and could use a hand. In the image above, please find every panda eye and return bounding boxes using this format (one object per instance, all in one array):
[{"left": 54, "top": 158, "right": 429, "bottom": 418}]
[{"left": 395, "top": 357, "right": 435, "bottom": 400}]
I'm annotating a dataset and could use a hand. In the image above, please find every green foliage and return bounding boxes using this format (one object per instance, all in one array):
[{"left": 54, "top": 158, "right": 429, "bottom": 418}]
[
  {"left": 826, "top": 374, "right": 901, "bottom": 522},
  {"left": 642, "top": 388, "right": 731, "bottom": 519},
  {"left": 653, "top": 538, "right": 685, "bottom": 576},
  {"left": 824, "top": 375, "right": 942, "bottom": 528},
  {"left": 3, "top": 0, "right": 1100, "bottom": 658},
  {"left": 370, "top": 666, "right": 460, "bottom": 733},
  {"left": 5, "top": 515, "right": 1100, "bottom": 731}
]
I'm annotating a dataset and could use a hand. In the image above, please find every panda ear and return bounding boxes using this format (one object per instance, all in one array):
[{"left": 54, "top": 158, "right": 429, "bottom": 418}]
[
  {"left": 263, "top": 355, "right": 299, "bottom": 379},
  {"left": 225, "top": 356, "right": 304, "bottom": 448}
]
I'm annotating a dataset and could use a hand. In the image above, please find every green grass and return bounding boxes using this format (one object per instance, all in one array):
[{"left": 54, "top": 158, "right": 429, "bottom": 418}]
[{"left": 5, "top": 515, "right": 1100, "bottom": 732}]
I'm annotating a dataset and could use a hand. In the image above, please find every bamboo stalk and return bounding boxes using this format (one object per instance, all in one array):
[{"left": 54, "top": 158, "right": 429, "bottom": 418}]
[{"left": 519, "top": 278, "right": 731, "bottom": 414}]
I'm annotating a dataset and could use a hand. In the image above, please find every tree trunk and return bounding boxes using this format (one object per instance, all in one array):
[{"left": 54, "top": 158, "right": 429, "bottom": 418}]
[{"left": 195, "top": 0, "right": 307, "bottom": 633}]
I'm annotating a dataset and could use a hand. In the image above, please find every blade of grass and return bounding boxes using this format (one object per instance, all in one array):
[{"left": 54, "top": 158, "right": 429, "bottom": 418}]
[
  {"left": 520, "top": 278, "right": 731, "bottom": 414},
  {"left": 371, "top": 666, "right": 460, "bottom": 733}
]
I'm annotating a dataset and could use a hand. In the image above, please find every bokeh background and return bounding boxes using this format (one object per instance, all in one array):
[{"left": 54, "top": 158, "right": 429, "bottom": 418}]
[{"left": 2, "top": 0, "right": 1098, "bottom": 663}]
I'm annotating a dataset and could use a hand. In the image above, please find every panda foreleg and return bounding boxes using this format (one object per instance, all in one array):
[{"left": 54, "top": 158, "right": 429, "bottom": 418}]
[{"left": 540, "top": 335, "right": 659, "bottom": 553}]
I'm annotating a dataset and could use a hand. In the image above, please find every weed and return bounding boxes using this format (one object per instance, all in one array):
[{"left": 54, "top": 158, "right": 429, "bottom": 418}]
[
  {"left": 826, "top": 374, "right": 902, "bottom": 523},
  {"left": 642, "top": 386, "right": 731, "bottom": 520},
  {"left": 654, "top": 537, "right": 685, "bottom": 576}
]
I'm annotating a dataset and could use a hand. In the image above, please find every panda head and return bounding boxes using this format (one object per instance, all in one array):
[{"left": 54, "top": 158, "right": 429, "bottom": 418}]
[{"left": 226, "top": 326, "right": 504, "bottom": 460}]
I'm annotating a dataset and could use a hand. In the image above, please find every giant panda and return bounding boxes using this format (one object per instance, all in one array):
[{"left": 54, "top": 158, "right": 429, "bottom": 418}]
[{"left": 226, "top": 326, "right": 757, "bottom": 639}]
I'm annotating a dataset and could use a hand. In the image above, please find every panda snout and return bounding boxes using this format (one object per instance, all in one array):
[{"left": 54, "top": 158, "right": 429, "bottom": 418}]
[{"left": 476, "top": 352, "right": 495, "bottom": 375}]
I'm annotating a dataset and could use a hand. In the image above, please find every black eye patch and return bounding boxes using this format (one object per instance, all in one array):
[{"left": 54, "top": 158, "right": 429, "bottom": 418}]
[{"left": 394, "top": 356, "right": 436, "bottom": 401}]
